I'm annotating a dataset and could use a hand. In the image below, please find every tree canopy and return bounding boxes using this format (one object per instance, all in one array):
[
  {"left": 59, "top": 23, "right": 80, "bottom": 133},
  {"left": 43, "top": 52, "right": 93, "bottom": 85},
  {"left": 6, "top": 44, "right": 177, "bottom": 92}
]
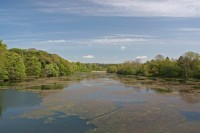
[
  {"left": 107, "top": 52, "right": 200, "bottom": 80},
  {"left": 0, "top": 41, "right": 85, "bottom": 82},
  {"left": 1, "top": 40, "right": 200, "bottom": 82}
]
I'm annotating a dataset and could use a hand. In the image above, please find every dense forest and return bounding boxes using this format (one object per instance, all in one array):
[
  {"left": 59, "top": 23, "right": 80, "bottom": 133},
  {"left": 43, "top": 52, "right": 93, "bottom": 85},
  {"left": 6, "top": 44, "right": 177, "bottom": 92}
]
[
  {"left": 0, "top": 40, "right": 112, "bottom": 82},
  {"left": 107, "top": 52, "right": 200, "bottom": 80},
  {"left": 0, "top": 40, "right": 90, "bottom": 82},
  {"left": 1, "top": 40, "right": 200, "bottom": 82}
]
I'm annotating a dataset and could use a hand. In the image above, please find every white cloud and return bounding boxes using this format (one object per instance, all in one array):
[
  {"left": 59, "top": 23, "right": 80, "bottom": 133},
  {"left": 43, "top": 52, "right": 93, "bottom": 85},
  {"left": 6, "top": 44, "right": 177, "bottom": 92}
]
[
  {"left": 37, "top": 34, "right": 151, "bottom": 46},
  {"left": 88, "top": 34, "right": 150, "bottom": 45},
  {"left": 40, "top": 40, "right": 67, "bottom": 44},
  {"left": 120, "top": 46, "right": 126, "bottom": 50},
  {"left": 136, "top": 56, "right": 148, "bottom": 62},
  {"left": 37, "top": 0, "right": 200, "bottom": 17},
  {"left": 178, "top": 28, "right": 200, "bottom": 31},
  {"left": 90, "top": 37, "right": 147, "bottom": 45},
  {"left": 82, "top": 55, "right": 95, "bottom": 59},
  {"left": 90, "top": 0, "right": 200, "bottom": 17},
  {"left": 136, "top": 56, "right": 148, "bottom": 59}
]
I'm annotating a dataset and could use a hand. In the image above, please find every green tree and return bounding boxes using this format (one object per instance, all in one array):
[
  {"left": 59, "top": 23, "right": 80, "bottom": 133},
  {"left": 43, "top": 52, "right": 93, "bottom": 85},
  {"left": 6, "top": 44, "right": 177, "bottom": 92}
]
[
  {"left": 0, "top": 40, "right": 8, "bottom": 81},
  {"left": 0, "top": 57, "right": 8, "bottom": 81},
  {"left": 183, "top": 51, "right": 200, "bottom": 60},
  {"left": 177, "top": 52, "right": 200, "bottom": 79},
  {"left": 44, "top": 63, "right": 59, "bottom": 77},
  {"left": 24, "top": 55, "right": 41, "bottom": 77},
  {"left": 145, "top": 60, "right": 160, "bottom": 76},
  {"left": 155, "top": 54, "right": 165, "bottom": 61},
  {"left": 183, "top": 52, "right": 200, "bottom": 78},
  {"left": 137, "top": 63, "right": 149, "bottom": 76},
  {"left": 5, "top": 52, "right": 26, "bottom": 81},
  {"left": 0, "top": 40, "right": 7, "bottom": 52},
  {"left": 58, "top": 58, "right": 74, "bottom": 75},
  {"left": 117, "top": 62, "right": 141, "bottom": 75},
  {"left": 194, "top": 60, "right": 200, "bottom": 78},
  {"left": 107, "top": 66, "right": 118, "bottom": 73},
  {"left": 158, "top": 59, "right": 180, "bottom": 78}
]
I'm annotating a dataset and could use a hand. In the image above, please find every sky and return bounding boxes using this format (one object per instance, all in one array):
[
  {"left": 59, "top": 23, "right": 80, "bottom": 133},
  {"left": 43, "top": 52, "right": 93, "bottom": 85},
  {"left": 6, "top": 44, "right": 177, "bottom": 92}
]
[{"left": 1, "top": 0, "right": 200, "bottom": 63}]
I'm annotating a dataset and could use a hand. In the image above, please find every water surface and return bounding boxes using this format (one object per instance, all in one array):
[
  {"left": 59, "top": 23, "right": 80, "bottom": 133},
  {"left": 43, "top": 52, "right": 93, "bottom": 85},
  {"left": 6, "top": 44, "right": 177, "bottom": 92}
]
[
  {"left": 1, "top": 73, "right": 200, "bottom": 133},
  {"left": 0, "top": 89, "right": 94, "bottom": 133}
]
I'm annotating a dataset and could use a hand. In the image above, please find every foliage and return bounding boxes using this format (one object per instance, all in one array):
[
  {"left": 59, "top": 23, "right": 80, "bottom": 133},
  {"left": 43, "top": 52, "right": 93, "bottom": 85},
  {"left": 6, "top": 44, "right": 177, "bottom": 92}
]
[
  {"left": 107, "top": 52, "right": 200, "bottom": 80},
  {"left": 1, "top": 40, "right": 200, "bottom": 81},
  {"left": 177, "top": 52, "right": 200, "bottom": 79},
  {"left": 0, "top": 40, "right": 7, "bottom": 53},
  {"left": 44, "top": 63, "right": 60, "bottom": 77},
  {"left": 0, "top": 41, "right": 8, "bottom": 81},
  {"left": 117, "top": 62, "right": 141, "bottom": 75},
  {"left": 24, "top": 55, "right": 41, "bottom": 77},
  {"left": 9, "top": 47, "right": 77, "bottom": 78},
  {"left": 5, "top": 52, "right": 26, "bottom": 81},
  {"left": 107, "top": 66, "right": 118, "bottom": 73},
  {"left": 158, "top": 59, "right": 180, "bottom": 78},
  {"left": 0, "top": 40, "right": 83, "bottom": 82},
  {"left": 74, "top": 62, "right": 109, "bottom": 72}
]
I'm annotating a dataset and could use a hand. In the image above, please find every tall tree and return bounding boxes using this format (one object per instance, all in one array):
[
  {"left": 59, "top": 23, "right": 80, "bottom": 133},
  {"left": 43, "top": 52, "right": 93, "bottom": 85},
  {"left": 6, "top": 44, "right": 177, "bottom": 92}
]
[
  {"left": 155, "top": 54, "right": 165, "bottom": 61},
  {"left": 0, "top": 40, "right": 7, "bottom": 53},
  {"left": 178, "top": 52, "right": 200, "bottom": 79},
  {"left": 44, "top": 63, "right": 59, "bottom": 77},
  {"left": 5, "top": 52, "right": 26, "bottom": 81},
  {"left": 0, "top": 40, "right": 8, "bottom": 81},
  {"left": 158, "top": 59, "right": 180, "bottom": 78},
  {"left": 24, "top": 55, "right": 41, "bottom": 77}
]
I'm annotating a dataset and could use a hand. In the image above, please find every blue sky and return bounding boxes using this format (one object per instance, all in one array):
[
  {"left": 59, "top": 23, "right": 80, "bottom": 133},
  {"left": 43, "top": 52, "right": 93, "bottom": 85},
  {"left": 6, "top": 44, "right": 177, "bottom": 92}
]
[{"left": 1, "top": 0, "right": 200, "bottom": 63}]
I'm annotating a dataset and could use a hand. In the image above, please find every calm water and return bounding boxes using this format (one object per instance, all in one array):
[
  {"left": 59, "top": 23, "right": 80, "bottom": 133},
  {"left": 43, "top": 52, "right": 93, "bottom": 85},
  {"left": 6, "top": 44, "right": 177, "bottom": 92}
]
[
  {"left": 0, "top": 73, "right": 200, "bottom": 133},
  {"left": 0, "top": 90, "right": 94, "bottom": 133}
]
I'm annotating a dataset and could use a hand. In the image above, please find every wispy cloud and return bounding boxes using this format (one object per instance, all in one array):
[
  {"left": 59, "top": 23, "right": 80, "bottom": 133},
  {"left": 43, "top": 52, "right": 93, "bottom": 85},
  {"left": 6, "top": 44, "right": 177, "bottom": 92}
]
[
  {"left": 136, "top": 56, "right": 148, "bottom": 59},
  {"left": 90, "top": 0, "right": 200, "bottom": 17},
  {"left": 88, "top": 37, "right": 147, "bottom": 45},
  {"left": 36, "top": 34, "right": 151, "bottom": 46},
  {"left": 36, "top": 0, "right": 200, "bottom": 17},
  {"left": 120, "top": 46, "right": 126, "bottom": 50},
  {"left": 40, "top": 40, "right": 67, "bottom": 44},
  {"left": 136, "top": 56, "right": 148, "bottom": 62},
  {"left": 82, "top": 55, "right": 95, "bottom": 59},
  {"left": 178, "top": 28, "right": 200, "bottom": 31}
]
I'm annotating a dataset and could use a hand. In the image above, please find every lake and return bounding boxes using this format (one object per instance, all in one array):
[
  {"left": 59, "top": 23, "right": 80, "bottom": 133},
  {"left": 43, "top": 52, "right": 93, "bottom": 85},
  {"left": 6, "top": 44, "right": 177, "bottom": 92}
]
[{"left": 0, "top": 73, "right": 200, "bottom": 133}]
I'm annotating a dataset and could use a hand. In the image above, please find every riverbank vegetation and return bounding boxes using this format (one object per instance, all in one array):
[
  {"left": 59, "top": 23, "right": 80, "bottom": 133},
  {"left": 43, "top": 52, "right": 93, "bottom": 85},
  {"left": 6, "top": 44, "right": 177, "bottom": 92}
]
[
  {"left": 107, "top": 52, "right": 200, "bottom": 81},
  {"left": 0, "top": 40, "right": 91, "bottom": 82},
  {"left": 0, "top": 40, "right": 111, "bottom": 82},
  {"left": 1, "top": 40, "right": 200, "bottom": 84}
]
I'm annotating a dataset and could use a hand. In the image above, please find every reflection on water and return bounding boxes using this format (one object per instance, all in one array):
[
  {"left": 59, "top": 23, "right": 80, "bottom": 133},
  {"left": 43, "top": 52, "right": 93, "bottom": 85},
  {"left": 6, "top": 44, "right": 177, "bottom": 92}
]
[
  {"left": 1, "top": 73, "right": 200, "bottom": 133},
  {"left": 179, "top": 92, "right": 200, "bottom": 104},
  {"left": 0, "top": 104, "right": 2, "bottom": 116},
  {"left": 0, "top": 89, "right": 41, "bottom": 115},
  {"left": 0, "top": 87, "right": 94, "bottom": 133},
  {"left": 0, "top": 111, "right": 94, "bottom": 133},
  {"left": 180, "top": 111, "right": 200, "bottom": 121},
  {"left": 28, "top": 84, "right": 65, "bottom": 90}
]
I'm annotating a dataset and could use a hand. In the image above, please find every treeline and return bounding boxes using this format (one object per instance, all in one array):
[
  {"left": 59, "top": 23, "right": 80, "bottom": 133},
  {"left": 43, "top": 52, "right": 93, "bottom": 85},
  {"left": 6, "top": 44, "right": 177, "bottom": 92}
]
[
  {"left": 0, "top": 40, "right": 88, "bottom": 82},
  {"left": 1, "top": 40, "right": 200, "bottom": 82},
  {"left": 107, "top": 52, "right": 200, "bottom": 80}
]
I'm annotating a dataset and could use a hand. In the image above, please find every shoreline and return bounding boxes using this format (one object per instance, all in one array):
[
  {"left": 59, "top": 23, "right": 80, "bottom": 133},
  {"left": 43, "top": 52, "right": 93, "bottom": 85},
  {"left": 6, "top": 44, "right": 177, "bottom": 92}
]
[{"left": 0, "top": 73, "right": 200, "bottom": 93}]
